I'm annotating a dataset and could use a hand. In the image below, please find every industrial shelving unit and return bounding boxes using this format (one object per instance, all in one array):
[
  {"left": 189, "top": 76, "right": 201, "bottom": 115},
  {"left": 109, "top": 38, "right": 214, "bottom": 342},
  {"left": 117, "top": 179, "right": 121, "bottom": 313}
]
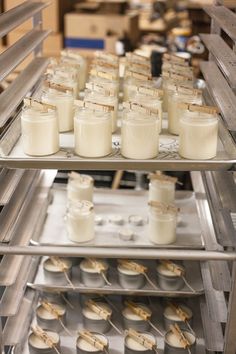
[{"left": 0, "top": 1, "right": 236, "bottom": 353}]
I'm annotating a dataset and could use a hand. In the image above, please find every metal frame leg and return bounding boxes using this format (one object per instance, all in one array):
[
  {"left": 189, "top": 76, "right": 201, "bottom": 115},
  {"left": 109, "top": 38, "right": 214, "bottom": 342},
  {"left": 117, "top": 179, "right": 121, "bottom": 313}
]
[{"left": 224, "top": 261, "right": 236, "bottom": 354}]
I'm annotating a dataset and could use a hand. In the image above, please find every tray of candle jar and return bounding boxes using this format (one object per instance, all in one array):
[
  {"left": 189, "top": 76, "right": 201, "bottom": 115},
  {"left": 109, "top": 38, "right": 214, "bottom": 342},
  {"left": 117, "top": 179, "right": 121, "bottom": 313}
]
[
  {"left": 23, "top": 291, "right": 206, "bottom": 354},
  {"left": 29, "top": 257, "right": 204, "bottom": 297},
  {"left": 30, "top": 182, "right": 204, "bottom": 249},
  {"left": 0, "top": 90, "right": 233, "bottom": 171}
]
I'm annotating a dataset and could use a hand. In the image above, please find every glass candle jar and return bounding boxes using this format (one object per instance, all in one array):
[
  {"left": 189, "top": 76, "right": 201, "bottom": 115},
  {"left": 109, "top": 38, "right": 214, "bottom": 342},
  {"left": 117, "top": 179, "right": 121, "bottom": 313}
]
[
  {"left": 148, "top": 177, "right": 175, "bottom": 204},
  {"left": 130, "top": 92, "right": 163, "bottom": 133},
  {"left": 123, "top": 77, "right": 155, "bottom": 102},
  {"left": 84, "top": 90, "right": 118, "bottom": 133},
  {"left": 66, "top": 200, "right": 95, "bottom": 243},
  {"left": 52, "top": 64, "right": 79, "bottom": 94},
  {"left": 162, "top": 78, "right": 193, "bottom": 112},
  {"left": 21, "top": 106, "right": 59, "bottom": 156},
  {"left": 42, "top": 88, "right": 74, "bottom": 132},
  {"left": 148, "top": 203, "right": 177, "bottom": 245},
  {"left": 121, "top": 110, "right": 159, "bottom": 159},
  {"left": 88, "top": 76, "right": 120, "bottom": 97},
  {"left": 51, "top": 72, "right": 78, "bottom": 99},
  {"left": 61, "top": 50, "right": 88, "bottom": 91},
  {"left": 179, "top": 110, "right": 218, "bottom": 160},
  {"left": 74, "top": 108, "right": 112, "bottom": 157},
  {"left": 67, "top": 173, "right": 94, "bottom": 202},
  {"left": 168, "top": 91, "right": 202, "bottom": 135}
]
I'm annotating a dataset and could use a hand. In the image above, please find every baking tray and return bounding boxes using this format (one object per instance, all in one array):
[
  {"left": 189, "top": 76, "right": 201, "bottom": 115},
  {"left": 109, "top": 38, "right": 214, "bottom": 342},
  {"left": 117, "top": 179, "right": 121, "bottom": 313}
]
[
  {"left": 30, "top": 258, "right": 204, "bottom": 297},
  {"left": 31, "top": 188, "right": 204, "bottom": 250},
  {"left": 21, "top": 294, "right": 206, "bottom": 354},
  {"left": 0, "top": 112, "right": 235, "bottom": 171}
]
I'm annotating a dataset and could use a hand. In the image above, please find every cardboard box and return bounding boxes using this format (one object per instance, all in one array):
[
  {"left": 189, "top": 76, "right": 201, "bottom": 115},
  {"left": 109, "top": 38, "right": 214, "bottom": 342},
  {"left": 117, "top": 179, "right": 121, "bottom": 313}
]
[
  {"left": 64, "top": 12, "right": 140, "bottom": 46},
  {"left": 4, "top": 0, "right": 72, "bottom": 32},
  {"left": 65, "top": 34, "right": 119, "bottom": 53},
  {"left": 8, "top": 31, "right": 63, "bottom": 55}
]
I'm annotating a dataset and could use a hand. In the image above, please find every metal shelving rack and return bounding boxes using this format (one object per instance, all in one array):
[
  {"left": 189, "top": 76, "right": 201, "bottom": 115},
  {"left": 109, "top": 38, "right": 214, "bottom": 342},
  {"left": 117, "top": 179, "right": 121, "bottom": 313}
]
[{"left": 0, "top": 1, "right": 236, "bottom": 354}]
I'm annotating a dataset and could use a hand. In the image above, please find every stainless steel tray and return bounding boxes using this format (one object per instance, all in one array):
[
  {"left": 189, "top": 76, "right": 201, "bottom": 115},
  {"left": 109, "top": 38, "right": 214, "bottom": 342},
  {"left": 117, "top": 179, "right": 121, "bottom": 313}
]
[
  {"left": 0, "top": 113, "right": 235, "bottom": 171},
  {"left": 21, "top": 294, "right": 206, "bottom": 354},
  {"left": 31, "top": 188, "right": 204, "bottom": 250},
  {"left": 30, "top": 258, "right": 204, "bottom": 297}
]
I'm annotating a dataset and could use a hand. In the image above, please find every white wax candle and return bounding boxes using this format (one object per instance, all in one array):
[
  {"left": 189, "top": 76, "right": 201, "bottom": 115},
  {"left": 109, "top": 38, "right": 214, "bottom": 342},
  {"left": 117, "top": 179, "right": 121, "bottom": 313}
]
[
  {"left": 52, "top": 71, "right": 78, "bottom": 99},
  {"left": 119, "top": 228, "right": 134, "bottom": 241},
  {"left": 109, "top": 215, "right": 124, "bottom": 225},
  {"left": 84, "top": 91, "right": 118, "bottom": 133},
  {"left": 29, "top": 331, "right": 59, "bottom": 349},
  {"left": 166, "top": 331, "right": 195, "bottom": 348},
  {"left": 118, "top": 264, "right": 139, "bottom": 276},
  {"left": 77, "top": 334, "right": 108, "bottom": 352},
  {"left": 67, "top": 174, "right": 94, "bottom": 202},
  {"left": 89, "top": 76, "right": 119, "bottom": 97},
  {"left": 122, "top": 304, "right": 151, "bottom": 321},
  {"left": 168, "top": 91, "right": 202, "bottom": 135},
  {"left": 42, "top": 89, "right": 74, "bottom": 132},
  {"left": 149, "top": 210, "right": 177, "bottom": 245},
  {"left": 131, "top": 93, "right": 163, "bottom": 133},
  {"left": 125, "top": 333, "right": 155, "bottom": 351},
  {"left": 43, "top": 258, "right": 72, "bottom": 273},
  {"left": 21, "top": 107, "right": 59, "bottom": 156},
  {"left": 129, "top": 215, "right": 144, "bottom": 226},
  {"left": 121, "top": 112, "right": 159, "bottom": 159},
  {"left": 148, "top": 179, "right": 175, "bottom": 204},
  {"left": 74, "top": 109, "right": 112, "bottom": 158},
  {"left": 164, "top": 304, "right": 192, "bottom": 321},
  {"left": 61, "top": 51, "right": 88, "bottom": 90},
  {"left": 179, "top": 111, "right": 218, "bottom": 160},
  {"left": 80, "top": 259, "right": 108, "bottom": 274},
  {"left": 95, "top": 215, "right": 104, "bottom": 225},
  {"left": 156, "top": 263, "right": 184, "bottom": 277},
  {"left": 37, "top": 303, "right": 66, "bottom": 320},
  {"left": 66, "top": 200, "right": 95, "bottom": 243},
  {"left": 162, "top": 78, "right": 193, "bottom": 112},
  {"left": 83, "top": 302, "right": 111, "bottom": 320}
]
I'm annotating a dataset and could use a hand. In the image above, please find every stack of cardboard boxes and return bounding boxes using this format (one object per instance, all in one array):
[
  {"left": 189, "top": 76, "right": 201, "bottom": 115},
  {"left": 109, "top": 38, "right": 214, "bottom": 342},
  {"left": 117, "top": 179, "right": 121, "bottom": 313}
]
[
  {"left": 64, "top": 0, "right": 140, "bottom": 55},
  {"left": 4, "top": 0, "right": 73, "bottom": 69},
  {"left": 3, "top": 0, "right": 140, "bottom": 67}
]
